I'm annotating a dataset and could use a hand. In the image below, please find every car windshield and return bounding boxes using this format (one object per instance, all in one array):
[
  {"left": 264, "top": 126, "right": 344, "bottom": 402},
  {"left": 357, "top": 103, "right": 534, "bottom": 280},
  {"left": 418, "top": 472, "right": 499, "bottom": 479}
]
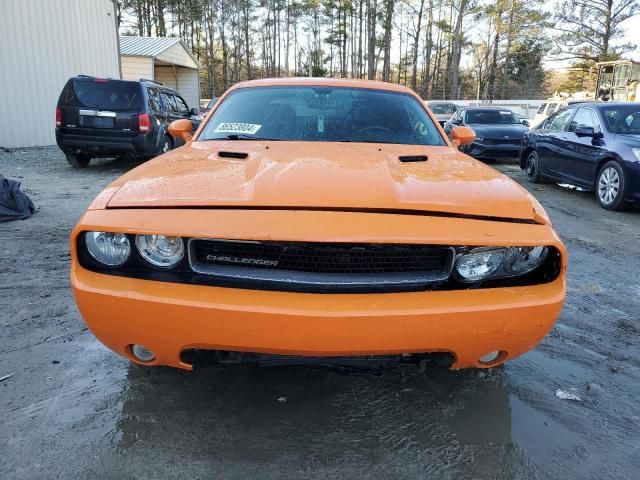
[
  {"left": 428, "top": 103, "right": 457, "bottom": 114},
  {"left": 602, "top": 106, "right": 640, "bottom": 134},
  {"left": 62, "top": 80, "right": 142, "bottom": 110},
  {"left": 466, "top": 109, "right": 520, "bottom": 125},
  {"left": 199, "top": 86, "right": 445, "bottom": 145}
]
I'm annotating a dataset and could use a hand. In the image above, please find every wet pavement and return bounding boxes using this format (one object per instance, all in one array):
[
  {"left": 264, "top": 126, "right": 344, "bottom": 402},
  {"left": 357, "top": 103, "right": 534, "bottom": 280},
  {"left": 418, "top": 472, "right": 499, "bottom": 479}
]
[{"left": 1, "top": 147, "right": 639, "bottom": 479}]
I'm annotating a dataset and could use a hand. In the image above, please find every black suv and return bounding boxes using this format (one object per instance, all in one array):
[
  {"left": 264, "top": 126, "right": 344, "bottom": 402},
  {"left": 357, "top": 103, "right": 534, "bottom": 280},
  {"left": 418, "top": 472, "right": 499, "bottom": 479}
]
[{"left": 55, "top": 76, "right": 200, "bottom": 167}]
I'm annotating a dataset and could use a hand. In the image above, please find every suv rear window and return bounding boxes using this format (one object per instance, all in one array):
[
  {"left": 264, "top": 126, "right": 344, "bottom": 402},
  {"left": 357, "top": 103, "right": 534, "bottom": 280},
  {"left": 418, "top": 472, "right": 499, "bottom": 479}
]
[{"left": 60, "top": 80, "right": 142, "bottom": 110}]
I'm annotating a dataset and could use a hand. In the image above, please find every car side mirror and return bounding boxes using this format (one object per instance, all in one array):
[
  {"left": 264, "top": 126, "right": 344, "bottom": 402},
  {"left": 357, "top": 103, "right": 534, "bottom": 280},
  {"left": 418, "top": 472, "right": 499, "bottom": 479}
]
[
  {"left": 450, "top": 126, "right": 476, "bottom": 148},
  {"left": 168, "top": 119, "right": 193, "bottom": 142},
  {"left": 190, "top": 107, "right": 199, "bottom": 116},
  {"left": 575, "top": 125, "right": 595, "bottom": 137},
  {"left": 521, "top": 119, "right": 530, "bottom": 127}
]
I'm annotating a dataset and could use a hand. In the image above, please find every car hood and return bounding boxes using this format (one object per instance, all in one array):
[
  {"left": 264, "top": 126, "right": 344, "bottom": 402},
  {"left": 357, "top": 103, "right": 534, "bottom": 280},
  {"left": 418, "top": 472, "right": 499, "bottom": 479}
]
[
  {"left": 106, "top": 141, "right": 540, "bottom": 222},
  {"left": 468, "top": 124, "right": 528, "bottom": 139}
]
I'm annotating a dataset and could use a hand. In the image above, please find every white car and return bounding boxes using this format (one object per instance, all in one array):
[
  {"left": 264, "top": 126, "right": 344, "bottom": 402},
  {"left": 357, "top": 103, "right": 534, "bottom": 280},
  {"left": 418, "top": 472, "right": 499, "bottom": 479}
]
[{"left": 426, "top": 101, "right": 459, "bottom": 127}]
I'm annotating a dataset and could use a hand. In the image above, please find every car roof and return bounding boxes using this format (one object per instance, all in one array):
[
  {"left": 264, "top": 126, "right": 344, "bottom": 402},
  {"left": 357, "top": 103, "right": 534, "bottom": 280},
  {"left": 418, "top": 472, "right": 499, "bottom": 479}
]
[
  {"left": 226, "top": 77, "right": 417, "bottom": 95},
  {"left": 464, "top": 107, "right": 515, "bottom": 112},
  {"left": 70, "top": 75, "right": 174, "bottom": 91},
  {"left": 590, "top": 102, "right": 640, "bottom": 108}
]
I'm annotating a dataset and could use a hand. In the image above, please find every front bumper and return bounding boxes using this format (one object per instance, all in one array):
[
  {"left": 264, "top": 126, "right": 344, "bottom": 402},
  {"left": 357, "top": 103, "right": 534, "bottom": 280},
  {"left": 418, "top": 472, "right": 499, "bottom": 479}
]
[
  {"left": 465, "top": 142, "right": 521, "bottom": 160},
  {"left": 71, "top": 209, "right": 566, "bottom": 370}
]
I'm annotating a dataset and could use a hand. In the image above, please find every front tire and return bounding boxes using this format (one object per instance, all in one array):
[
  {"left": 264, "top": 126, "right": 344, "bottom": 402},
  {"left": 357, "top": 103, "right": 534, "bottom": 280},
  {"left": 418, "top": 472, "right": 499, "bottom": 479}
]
[
  {"left": 66, "top": 153, "right": 91, "bottom": 168},
  {"left": 525, "top": 150, "right": 543, "bottom": 183},
  {"left": 596, "top": 161, "right": 626, "bottom": 210}
]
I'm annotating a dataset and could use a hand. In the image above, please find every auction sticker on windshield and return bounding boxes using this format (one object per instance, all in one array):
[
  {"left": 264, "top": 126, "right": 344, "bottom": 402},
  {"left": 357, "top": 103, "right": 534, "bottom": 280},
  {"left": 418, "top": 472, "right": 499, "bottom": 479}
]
[{"left": 214, "top": 122, "right": 262, "bottom": 135}]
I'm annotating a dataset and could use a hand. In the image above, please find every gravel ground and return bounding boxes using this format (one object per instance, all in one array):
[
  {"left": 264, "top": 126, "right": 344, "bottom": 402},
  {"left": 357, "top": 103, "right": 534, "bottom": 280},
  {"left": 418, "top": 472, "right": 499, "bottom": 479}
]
[{"left": 1, "top": 146, "right": 639, "bottom": 479}]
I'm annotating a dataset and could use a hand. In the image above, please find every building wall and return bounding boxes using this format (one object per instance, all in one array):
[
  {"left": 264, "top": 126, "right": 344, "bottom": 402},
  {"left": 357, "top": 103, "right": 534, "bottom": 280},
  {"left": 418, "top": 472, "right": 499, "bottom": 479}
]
[
  {"left": 0, "top": 0, "right": 121, "bottom": 148},
  {"left": 154, "top": 66, "right": 178, "bottom": 91},
  {"left": 155, "top": 66, "right": 200, "bottom": 110},
  {"left": 156, "top": 43, "right": 198, "bottom": 70},
  {"left": 121, "top": 56, "right": 154, "bottom": 82}
]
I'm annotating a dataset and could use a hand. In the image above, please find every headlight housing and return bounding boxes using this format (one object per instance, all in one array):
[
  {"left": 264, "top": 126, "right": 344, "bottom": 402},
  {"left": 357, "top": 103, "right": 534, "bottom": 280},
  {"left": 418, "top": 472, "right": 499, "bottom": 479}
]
[
  {"left": 84, "top": 231, "right": 131, "bottom": 267},
  {"left": 455, "top": 246, "right": 548, "bottom": 283},
  {"left": 632, "top": 148, "right": 640, "bottom": 162},
  {"left": 474, "top": 137, "right": 484, "bottom": 143},
  {"left": 135, "top": 234, "right": 184, "bottom": 268}
]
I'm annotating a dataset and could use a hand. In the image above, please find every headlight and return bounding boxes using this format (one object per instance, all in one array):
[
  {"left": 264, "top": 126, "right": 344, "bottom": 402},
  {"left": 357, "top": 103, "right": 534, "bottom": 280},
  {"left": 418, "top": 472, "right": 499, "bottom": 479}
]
[
  {"left": 455, "top": 248, "right": 504, "bottom": 282},
  {"left": 632, "top": 148, "right": 640, "bottom": 161},
  {"left": 84, "top": 231, "right": 131, "bottom": 267},
  {"left": 455, "top": 246, "right": 548, "bottom": 283},
  {"left": 501, "top": 246, "right": 548, "bottom": 276},
  {"left": 474, "top": 137, "right": 484, "bottom": 143},
  {"left": 135, "top": 235, "right": 184, "bottom": 268}
]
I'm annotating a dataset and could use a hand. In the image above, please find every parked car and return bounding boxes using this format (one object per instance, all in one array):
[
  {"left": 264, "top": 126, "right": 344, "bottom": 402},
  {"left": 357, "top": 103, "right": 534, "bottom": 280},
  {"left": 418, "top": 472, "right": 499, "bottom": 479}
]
[
  {"left": 521, "top": 102, "right": 640, "bottom": 210},
  {"left": 70, "top": 78, "right": 566, "bottom": 371},
  {"left": 444, "top": 107, "right": 529, "bottom": 160},
  {"left": 531, "top": 99, "right": 591, "bottom": 127},
  {"left": 56, "top": 76, "right": 200, "bottom": 167},
  {"left": 426, "top": 101, "right": 459, "bottom": 126},
  {"left": 513, "top": 111, "right": 533, "bottom": 126},
  {"left": 198, "top": 97, "right": 219, "bottom": 120},
  {"left": 532, "top": 100, "right": 565, "bottom": 127}
]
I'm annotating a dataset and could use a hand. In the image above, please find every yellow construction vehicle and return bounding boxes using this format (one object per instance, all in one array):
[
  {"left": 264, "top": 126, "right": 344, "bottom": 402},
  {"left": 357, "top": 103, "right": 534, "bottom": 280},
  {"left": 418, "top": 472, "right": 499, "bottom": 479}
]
[{"left": 595, "top": 60, "right": 640, "bottom": 101}]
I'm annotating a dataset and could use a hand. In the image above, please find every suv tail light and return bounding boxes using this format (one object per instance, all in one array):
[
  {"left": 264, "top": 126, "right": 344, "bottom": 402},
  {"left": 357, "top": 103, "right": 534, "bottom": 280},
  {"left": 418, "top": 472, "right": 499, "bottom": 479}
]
[
  {"left": 56, "top": 108, "right": 62, "bottom": 128},
  {"left": 138, "top": 113, "right": 151, "bottom": 133}
]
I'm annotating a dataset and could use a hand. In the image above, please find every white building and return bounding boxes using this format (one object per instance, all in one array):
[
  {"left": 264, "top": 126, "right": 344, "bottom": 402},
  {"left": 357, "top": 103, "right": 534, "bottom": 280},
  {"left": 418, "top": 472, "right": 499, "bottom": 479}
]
[
  {"left": 0, "top": 0, "right": 121, "bottom": 148},
  {"left": 119, "top": 36, "right": 201, "bottom": 111},
  {"left": 0, "top": 1, "right": 201, "bottom": 149}
]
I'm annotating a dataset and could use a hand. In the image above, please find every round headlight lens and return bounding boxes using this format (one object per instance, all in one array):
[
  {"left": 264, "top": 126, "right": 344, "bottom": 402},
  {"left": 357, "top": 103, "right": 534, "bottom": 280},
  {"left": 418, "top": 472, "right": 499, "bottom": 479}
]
[
  {"left": 455, "top": 248, "right": 505, "bottom": 282},
  {"left": 84, "top": 231, "right": 131, "bottom": 267},
  {"left": 135, "top": 235, "right": 184, "bottom": 268}
]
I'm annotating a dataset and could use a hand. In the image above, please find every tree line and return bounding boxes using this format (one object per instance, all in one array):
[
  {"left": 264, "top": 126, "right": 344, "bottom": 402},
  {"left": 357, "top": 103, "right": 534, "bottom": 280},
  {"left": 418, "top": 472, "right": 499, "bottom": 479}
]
[{"left": 115, "top": 0, "right": 639, "bottom": 100}]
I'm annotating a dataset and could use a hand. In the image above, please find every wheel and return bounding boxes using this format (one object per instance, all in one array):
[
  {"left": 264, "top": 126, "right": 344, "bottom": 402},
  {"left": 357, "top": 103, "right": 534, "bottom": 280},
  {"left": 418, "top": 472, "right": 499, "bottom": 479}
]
[
  {"left": 596, "top": 161, "right": 626, "bottom": 210},
  {"left": 159, "top": 135, "right": 173, "bottom": 155},
  {"left": 524, "top": 150, "right": 543, "bottom": 183},
  {"left": 65, "top": 153, "right": 91, "bottom": 168}
]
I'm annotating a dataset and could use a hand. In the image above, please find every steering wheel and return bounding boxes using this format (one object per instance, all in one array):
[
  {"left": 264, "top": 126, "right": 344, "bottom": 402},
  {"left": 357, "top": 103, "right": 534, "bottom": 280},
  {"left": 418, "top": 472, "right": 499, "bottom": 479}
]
[{"left": 357, "top": 125, "right": 393, "bottom": 134}]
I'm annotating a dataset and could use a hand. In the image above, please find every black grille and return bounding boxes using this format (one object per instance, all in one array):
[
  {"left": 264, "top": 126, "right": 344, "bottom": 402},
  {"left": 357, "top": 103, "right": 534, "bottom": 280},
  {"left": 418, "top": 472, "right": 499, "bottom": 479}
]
[
  {"left": 191, "top": 240, "right": 452, "bottom": 274},
  {"left": 481, "top": 138, "right": 522, "bottom": 145},
  {"left": 188, "top": 239, "right": 455, "bottom": 293}
]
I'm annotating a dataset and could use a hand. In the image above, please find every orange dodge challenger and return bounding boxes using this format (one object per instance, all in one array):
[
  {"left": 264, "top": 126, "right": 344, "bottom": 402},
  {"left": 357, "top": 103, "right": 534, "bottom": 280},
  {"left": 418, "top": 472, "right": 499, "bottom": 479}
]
[{"left": 70, "top": 78, "right": 566, "bottom": 370}]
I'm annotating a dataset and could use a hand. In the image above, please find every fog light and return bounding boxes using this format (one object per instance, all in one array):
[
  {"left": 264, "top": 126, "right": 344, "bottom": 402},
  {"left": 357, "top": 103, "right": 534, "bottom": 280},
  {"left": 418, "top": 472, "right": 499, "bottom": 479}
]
[
  {"left": 131, "top": 344, "right": 155, "bottom": 362},
  {"left": 479, "top": 350, "right": 501, "bottom": 365}
]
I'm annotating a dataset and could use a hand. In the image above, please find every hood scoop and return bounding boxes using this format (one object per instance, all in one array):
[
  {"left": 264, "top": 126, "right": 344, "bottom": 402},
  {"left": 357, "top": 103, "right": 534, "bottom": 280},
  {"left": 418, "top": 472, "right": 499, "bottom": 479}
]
[
  {"left": 219, "top": 151, "right": 249, "bottom": 159},
  {"left": 399, "top": 155, "right": 428, "bottom": 163}
]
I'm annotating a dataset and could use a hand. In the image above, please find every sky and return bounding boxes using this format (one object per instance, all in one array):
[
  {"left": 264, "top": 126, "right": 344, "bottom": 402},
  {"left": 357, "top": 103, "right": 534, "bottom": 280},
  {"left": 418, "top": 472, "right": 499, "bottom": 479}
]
[{"left": 544, "top": 15, "right": 640, "bottom": 69}]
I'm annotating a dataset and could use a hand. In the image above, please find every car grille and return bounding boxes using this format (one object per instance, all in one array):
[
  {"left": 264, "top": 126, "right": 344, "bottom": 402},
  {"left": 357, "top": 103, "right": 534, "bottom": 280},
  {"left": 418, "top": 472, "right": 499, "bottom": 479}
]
[
  {"left": 188, "top": 239, "right": 455, "bottom": 293},
  {"left": 481, "top": 138, "right": 522, "bottom": 145}
]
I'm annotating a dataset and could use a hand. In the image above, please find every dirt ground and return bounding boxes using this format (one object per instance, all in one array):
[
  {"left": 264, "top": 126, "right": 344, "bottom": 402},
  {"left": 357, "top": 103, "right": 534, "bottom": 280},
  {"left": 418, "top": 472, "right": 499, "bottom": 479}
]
[{"left": 1, "top": 146, "right": 639, "bottom": 479}]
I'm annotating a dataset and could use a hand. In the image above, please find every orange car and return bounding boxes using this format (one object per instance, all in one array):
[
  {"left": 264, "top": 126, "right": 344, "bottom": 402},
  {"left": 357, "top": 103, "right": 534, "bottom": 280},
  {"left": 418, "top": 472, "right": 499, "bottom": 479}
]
[{"left": 70, "top": 78, "right": 566, "bottom": 370}]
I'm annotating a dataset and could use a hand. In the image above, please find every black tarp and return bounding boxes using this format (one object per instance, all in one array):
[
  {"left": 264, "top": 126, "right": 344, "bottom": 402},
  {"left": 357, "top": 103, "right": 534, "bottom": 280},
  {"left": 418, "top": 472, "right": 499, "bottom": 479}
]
[{"left": 0, "top": 175, "right": 35, "bottom": 222}]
